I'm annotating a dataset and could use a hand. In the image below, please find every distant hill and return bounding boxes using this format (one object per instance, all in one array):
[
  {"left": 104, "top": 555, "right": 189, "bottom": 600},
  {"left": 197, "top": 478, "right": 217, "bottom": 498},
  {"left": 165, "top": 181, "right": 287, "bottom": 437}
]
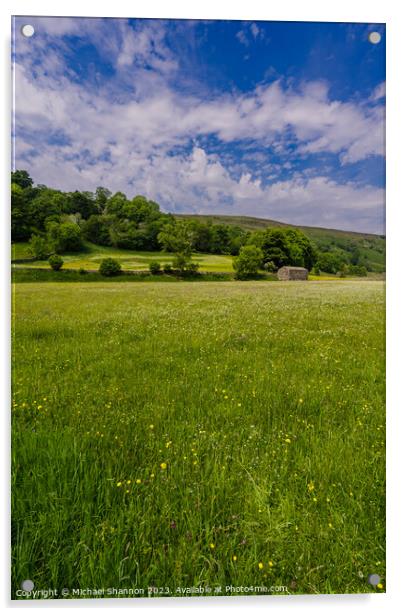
[{"left": 176, "top": 214, "right": 386, "bottom": 272}]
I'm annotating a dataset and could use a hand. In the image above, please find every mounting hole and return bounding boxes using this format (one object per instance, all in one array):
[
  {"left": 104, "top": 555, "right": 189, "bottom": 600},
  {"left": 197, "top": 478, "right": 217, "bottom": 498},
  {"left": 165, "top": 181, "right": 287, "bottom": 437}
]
[
  {"left": 368, "top": 573, "right": 381, "bottom": 586},
  {"left": 21, "top": 24, "right": 35, "bottom": 38},
  {"left": 21, "top": 579, "right": 34, "bottom": 592},
  {"left": 368, "top": 32, "right": 381, "bottom": 45}
]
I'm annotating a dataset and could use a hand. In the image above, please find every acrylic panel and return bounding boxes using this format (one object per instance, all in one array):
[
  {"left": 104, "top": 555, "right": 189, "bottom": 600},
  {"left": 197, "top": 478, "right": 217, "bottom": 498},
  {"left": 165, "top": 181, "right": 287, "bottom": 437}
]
[{"left": 11, "top": 16, "right": 385, "bottom": 600}]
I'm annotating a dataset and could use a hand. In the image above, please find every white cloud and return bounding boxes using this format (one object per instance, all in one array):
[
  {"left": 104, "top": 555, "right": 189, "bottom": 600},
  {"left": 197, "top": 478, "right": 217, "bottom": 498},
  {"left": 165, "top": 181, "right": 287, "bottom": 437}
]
[{"left": 12, "top": 18, "right": 385, "bottom": 233}]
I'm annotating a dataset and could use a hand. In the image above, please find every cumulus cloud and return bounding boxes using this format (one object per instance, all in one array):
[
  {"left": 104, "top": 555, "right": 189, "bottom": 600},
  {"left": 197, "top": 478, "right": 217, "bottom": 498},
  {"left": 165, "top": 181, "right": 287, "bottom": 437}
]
[{"left": 12, "top": 17, "right": 385, "bottom": 233}]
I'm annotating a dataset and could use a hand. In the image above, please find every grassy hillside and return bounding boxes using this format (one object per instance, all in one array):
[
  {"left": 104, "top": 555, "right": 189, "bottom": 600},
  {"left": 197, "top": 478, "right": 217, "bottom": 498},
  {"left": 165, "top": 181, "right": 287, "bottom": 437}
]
[
  {"left": 12, "top": 215, "right": 385, "bottom": 274},
  {"left": 177, "top": 214, "right": 386, "bottom": 272},
  {"left": 176, "top": 213, "right": 383, "bottom": 238}
]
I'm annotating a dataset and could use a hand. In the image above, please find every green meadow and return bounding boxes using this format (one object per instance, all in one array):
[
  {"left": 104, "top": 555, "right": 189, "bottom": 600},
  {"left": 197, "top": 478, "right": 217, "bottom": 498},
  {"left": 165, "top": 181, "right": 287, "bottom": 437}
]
[
  {"left": 11, "top": 280, "right": 385, "bottom": 597},
  {"left": 12, "top": 242, "right": 235, "bottom": 273}
]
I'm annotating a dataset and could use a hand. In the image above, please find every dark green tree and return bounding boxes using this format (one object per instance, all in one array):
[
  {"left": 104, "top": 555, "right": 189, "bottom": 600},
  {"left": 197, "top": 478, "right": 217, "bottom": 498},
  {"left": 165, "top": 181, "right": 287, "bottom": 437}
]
[
  {"left": 95, "top": 187, "right": 112, "bottom": 213},
  {"left": 105, "top": 192, "right": 129, "bottom": 217},
  {"left": 47, "top": 221, "right": 83, "bottom": 253},
  {"left": 188, "top": 221, "right": 212, "bottom": 253},
  {"left": 29, "top": 189, "right": 65, "bottom": 231},
  {"left": 83, "top": 215, "right": 111, "bottom": 246},
  {"left": 66, "top": 191, "right": 97, "bottom": 219},
  {"left": 260, "top": 229, "right": 291, "bottom": 268},
  {"left": 233, "top": 245, "right": 264, "bottom": 279},
  {"left": 123, "top": 196, "right": 161, "bottom": 223},
  {"left": 11, "top": 183, "right": 31, "bottom": 240},
  {"left": 210, "top": 224, "right": 231, "bottom": 254},
  {"left": 11, "top": 170, "right": 33, "bottom": 189}
]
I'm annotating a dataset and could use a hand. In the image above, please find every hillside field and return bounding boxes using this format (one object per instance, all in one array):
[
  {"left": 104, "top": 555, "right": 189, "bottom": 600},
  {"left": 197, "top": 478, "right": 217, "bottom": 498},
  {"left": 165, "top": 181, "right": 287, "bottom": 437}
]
[
  {"left": 11, "top": 279, "right": 385, "bottom": 597},
  {"left": 12, "top": 242, "right": 235, "bottom": 273}
]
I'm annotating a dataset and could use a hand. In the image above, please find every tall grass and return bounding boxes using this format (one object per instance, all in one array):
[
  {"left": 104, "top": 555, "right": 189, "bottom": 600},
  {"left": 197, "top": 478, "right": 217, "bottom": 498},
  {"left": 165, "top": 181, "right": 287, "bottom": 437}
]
[{"left": 11, "top": 280, "right": 385, "bottom": 597}]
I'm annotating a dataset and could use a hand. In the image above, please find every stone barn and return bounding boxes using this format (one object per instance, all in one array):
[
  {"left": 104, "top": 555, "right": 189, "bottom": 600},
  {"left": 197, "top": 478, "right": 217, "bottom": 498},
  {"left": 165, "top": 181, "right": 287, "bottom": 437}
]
[{"left": 277, "top": 266, "right": 308, "bottom": 281}]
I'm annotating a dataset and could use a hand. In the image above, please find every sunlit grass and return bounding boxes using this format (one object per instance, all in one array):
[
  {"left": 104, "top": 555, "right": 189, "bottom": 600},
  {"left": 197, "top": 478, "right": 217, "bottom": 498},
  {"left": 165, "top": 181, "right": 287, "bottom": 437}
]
[{"left": 12, "top": 242, "right": 235, "bottom": 272}]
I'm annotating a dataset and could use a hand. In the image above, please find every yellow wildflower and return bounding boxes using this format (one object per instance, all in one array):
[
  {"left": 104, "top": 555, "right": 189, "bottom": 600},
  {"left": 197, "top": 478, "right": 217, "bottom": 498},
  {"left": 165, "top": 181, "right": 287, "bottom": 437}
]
[
  {"left": 136, "top": 479, "right": 141, "bottom": 484},
  {"left": 258, "top": 562, "right": 264, "bottom": 570},
  {"left": 210, "top": 543, "right": 215, "bottom": 549},
  {"left": 160, "top": 462, "right": 167, "bottom": 470},
  {"left": 232, "top": 555, "right": 237, "bottom": 561}
]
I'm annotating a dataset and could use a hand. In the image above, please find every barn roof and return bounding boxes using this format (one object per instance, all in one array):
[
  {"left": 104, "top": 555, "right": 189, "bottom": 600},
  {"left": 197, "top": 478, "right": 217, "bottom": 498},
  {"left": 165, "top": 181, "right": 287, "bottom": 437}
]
[{"left": 278, "top": 266, "right": 308, "bottom": 270}]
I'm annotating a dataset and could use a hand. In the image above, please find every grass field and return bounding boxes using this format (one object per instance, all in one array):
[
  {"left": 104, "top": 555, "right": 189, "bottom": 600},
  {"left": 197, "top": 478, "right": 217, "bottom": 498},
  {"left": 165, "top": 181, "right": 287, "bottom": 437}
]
[
  {"left": 11, "top": 280, "right": 385, "bottom": 597},
  {"left": 11, "top": 242, "right": 235, "bottom": 272}
]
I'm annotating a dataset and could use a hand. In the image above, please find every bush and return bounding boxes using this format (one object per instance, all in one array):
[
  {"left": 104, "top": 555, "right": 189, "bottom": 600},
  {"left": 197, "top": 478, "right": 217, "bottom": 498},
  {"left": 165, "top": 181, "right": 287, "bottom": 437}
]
[
  {"left": 233, "top": 245, "right": 264, "bottom": 280},
  {"left": 348, "top": 264, "right": 368, "bottom": 277},
  {"left": 163, "top": 263, "right": 173, "bottom": 274},
  {"left": 99, "top": 258, "right": 121, "bottom": 277},
  {"left": 78, "top": 268, "right": 87, "bottom": 275},
  {"left": 263, "top": 260, "right": 276, "bottom": 273},
  {"left": 48, "top": 254, "right": 63, "bottom": 271},
  {"left": 184, "top": 262, "right": 200, "bottom": 276},
  {"left": 172, "top": 253, "right": 199, "bottom": 276},
  {"left": 316, "top": 252, "right": 343, "bottom": 274},
  {"left": 46, "top": 221, "right": 83, "bottom": 253},
  {"left": 312, "top": 265, "right": 320, "bottom": 276},
  {"left": 149, "top": 261, "right": 161, "bottom": 275},
  {"left": 29, "top": 235, "right": 50, "bottom": 260}
]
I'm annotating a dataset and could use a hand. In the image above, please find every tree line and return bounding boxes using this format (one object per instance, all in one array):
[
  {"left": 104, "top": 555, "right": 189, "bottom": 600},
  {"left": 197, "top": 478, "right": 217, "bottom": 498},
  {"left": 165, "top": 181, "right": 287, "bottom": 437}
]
[{"left": 11, "top": 170, "right": 370, "bottom": 277}]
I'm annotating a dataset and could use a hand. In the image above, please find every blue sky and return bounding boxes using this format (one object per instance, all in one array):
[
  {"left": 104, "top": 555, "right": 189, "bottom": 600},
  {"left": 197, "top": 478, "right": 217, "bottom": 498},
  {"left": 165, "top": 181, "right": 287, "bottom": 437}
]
[{"left": 12, "top": 17, "right": 385, "bottom": 232}]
